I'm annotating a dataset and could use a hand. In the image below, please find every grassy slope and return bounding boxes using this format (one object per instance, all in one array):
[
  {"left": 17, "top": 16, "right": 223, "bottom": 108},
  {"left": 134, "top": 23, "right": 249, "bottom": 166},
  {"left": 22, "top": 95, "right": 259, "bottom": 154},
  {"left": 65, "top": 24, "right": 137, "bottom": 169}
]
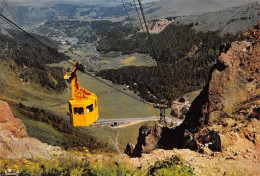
[
  {"left": 117, "top": 122, "right": 146, "bottom": 151},
  {"left": 0, "top": 60, "right": 67, "bottom": 146},
  {"left": 50, "top": 61, "right": 157, "bottom": 119},
  {"left": 78, "top": 70, "right": 157, "bottom": 119},
  {"left": 4, "top": 60, "right": 156, "bottom": 120}
]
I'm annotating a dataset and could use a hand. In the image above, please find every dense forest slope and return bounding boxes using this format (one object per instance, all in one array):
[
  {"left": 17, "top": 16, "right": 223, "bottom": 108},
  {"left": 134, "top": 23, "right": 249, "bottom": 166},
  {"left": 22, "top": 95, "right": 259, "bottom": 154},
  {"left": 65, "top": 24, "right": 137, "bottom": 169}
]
[
  {"left": 0, "top": 29, "right": 67, "bottom": 90},
  {"left": 96, "top": 24, "right": 236, "bottom": 103}
]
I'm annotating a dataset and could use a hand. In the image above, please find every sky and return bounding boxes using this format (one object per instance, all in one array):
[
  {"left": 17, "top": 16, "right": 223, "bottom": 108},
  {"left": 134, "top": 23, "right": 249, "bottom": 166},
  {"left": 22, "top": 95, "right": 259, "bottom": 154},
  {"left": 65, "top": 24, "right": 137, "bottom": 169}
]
[
  {"left": 1, "top": 0, "right": 159, "bottom": 6},
  {"left": 3, "top": 0, "right": 158, "bottom": 2}
]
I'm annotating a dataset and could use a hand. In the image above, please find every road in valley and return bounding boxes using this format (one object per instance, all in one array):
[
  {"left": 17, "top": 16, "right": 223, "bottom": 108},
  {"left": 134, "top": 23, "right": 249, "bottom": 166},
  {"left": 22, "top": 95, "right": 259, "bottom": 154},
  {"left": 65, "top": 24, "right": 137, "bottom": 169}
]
[{"left": 98, "top": 116, "right": 183, "bottom": 126}]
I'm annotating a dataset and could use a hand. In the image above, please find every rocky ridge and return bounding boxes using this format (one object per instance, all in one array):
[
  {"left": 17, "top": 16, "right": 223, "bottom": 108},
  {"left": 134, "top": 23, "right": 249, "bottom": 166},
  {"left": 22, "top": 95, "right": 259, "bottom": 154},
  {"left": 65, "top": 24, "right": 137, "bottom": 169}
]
[
  {"left": 184, "top": 21, "right": 260, "bottom": 131},
  {"left": 0, "top": 100, "right": 64, "bottom": 159},
  {"left": 125, "top": 21, "right": 260, "bottom": 175}
]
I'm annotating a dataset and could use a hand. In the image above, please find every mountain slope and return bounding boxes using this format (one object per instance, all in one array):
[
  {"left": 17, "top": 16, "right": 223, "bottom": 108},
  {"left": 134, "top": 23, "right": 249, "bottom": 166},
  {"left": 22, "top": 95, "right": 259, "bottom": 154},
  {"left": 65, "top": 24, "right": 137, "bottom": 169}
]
[
  {"left": 147, "top": 0, "right": 257, "bottom": 19},
  {"left": 174, "top": 2, "right": 260, "bottom": 35},
  {"left": 0, "top": 0, "right": 135, "bottom": 27}
]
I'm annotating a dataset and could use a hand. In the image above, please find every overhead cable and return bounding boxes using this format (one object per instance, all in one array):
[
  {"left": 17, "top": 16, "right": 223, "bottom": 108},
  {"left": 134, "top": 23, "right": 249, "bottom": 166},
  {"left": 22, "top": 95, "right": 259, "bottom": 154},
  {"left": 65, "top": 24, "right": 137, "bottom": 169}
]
[
  {"left": 137, "top": 0, "right": 158, "bottom": 61},
  {"left": 0, "top": 13, "right": 51, "bottom": 49},
  {"left": 121, "top": 0, "right": 134, "bottom": 30}
]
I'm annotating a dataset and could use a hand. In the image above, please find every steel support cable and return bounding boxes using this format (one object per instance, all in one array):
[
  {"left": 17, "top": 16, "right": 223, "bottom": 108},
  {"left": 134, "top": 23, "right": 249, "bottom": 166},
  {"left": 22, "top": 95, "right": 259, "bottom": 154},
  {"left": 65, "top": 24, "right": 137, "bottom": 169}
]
[
  {"left": 121, "top": 0, "right": 135, "bottom": 31},
  {"left": 137, "top": 0, "right": 160, "bottom": 111},
  {"left": 0, "top": 13, "right": 51, "bottom": 49},
  {"left": 132, "top": 0, "right": 145, "bottom": 33},
  {"left": 132, "top": 0, "right": 153, "bottom": 67},
  {"left": 0, "top": 14, "right": 44, "bottom": 65},
  {"left": 0, "top": 13, "right": 58, "bottom": 108},
  {"left": 121, "top": 0, "right": 142, "bottom": 46},
  {"left": 0, "top": 13, "right": 60, "bottom": 68},
  {"left": 137, "top": 0, "right": 158, "bottom": 62},
  {"left": 0, "top": 14, "right": 9, "bottom": 24}
]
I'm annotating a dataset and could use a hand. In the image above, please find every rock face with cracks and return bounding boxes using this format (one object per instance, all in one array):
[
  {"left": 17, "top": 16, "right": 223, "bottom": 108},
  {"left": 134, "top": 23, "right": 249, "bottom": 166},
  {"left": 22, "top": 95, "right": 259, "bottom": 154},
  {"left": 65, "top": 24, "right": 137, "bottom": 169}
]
[{"left": 0, "top": 100, "right": 64, "bottom": 159}]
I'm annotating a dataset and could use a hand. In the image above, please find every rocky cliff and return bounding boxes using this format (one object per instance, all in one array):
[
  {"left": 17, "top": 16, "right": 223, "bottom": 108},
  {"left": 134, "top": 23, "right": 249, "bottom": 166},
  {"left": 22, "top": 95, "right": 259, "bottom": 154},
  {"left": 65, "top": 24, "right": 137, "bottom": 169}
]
[
  {"left": 127, "top": 21, "right": 260, "bottom": 157},
  {"left": 0, "top": 100, "right": 63, "bottom": 159},
  {"left": 184, "top": 21, "right": 259, "bottom": 131}
]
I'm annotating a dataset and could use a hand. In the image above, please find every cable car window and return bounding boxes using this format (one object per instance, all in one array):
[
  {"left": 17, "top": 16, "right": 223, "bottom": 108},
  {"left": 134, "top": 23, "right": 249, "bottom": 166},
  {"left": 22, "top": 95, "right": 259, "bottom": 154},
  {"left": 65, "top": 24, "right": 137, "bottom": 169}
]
[
  {"left": 74, "top": 107, "right": 84, "bottom": 115},
  {"left": 86, "top": 104, "right": 94, "bottom": 114},
  {"left": 69, "top": 103, "right": 72, "bottom": 113}
]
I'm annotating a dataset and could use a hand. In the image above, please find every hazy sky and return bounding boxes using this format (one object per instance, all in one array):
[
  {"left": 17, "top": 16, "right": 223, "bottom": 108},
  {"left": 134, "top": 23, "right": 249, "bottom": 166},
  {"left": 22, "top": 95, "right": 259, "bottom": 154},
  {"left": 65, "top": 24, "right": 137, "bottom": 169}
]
[
  {"left": 2, "top": 0, "right": 160, "bottom": 8},
  {"left": 4, "top": 0, "right": 158, "bottom": 2},
  {"left": 1, "top": 0, "right": 159, "bottom": 6}
]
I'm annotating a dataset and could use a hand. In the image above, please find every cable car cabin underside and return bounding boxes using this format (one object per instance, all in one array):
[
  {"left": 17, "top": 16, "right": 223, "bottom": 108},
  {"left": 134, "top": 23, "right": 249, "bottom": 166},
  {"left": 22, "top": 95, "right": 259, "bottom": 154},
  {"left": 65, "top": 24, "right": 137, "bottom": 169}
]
[{"left": 65, "top": 62, "right": 99, "bottom": 127}]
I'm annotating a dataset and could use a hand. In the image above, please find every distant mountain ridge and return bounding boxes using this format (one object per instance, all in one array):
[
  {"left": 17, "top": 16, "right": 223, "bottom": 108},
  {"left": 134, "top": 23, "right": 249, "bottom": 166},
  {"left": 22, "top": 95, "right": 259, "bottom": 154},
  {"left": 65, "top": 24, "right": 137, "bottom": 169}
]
[
  {"left": 0, "top": 0, "right": 136, "bottom": 27},
  {"left": 174, "top": 2, "right": 260, "bottom": 35},
  {"left": 148, "top": 0, "right": 257, "bottom": 19},
  {"left": 1, "top": 0, "right": 257, "bottom": 28}
]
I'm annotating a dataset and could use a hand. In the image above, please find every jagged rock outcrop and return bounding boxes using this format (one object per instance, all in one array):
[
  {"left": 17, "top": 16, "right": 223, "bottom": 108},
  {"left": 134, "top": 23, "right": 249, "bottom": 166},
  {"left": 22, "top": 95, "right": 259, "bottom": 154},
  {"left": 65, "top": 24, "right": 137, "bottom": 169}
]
[
  {"left": 0, "top": 101, "right": 28, "bottom": 138},
  {"left": 127, "top": 22, "right": 260, "bottom": 157},
  {"left": 124, "top": 143, "right": 135, "bottom": 156},
  {"left": 183, "top": 21, "right": 260, "bottom": 130},
  {"left": 131, "top": 123, "right": 162, "bottom": 157},
  {"left": 0, "top": 100, "right": 64, "bottom": 159},
  {"left": 129, "top": 123, "right": 198, "bottom": 157}
]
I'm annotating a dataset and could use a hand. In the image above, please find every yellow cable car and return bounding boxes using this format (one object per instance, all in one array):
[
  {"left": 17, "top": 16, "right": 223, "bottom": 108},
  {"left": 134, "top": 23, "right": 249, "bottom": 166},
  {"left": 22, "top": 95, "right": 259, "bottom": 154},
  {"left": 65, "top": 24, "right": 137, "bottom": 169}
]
[{"left": 64, "top": 62, "right": 99, "bottom": 127}]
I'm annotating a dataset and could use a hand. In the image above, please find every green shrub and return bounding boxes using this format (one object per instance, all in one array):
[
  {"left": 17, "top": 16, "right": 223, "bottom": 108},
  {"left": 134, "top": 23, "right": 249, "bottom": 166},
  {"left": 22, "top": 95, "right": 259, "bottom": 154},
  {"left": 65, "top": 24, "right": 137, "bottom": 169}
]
[
  {"left": 1, "top": 158, "right": 141, "bottom": 176},
  {"left": 1, "top": 156, "right": 193, "bottom": 176},
  {"left": 90, "top": 163, "right": 138, "bottom": 176},
  {"left": 148, "top": 156, "right": 194, "bottom": 176}
]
